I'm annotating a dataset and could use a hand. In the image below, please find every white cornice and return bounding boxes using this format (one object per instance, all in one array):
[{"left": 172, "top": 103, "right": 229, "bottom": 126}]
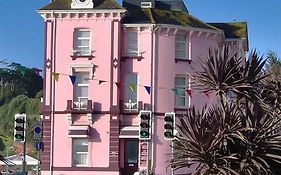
[
  {"left": 37, "top": 9, "right": 126, "bottom": 15},
  {"left": 122, "top": 23, "right": 224, "bottom": 35}
]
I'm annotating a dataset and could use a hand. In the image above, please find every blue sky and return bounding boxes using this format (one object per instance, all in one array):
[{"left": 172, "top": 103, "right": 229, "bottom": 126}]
[{"left": 0, "top": 0, "right": 280, "bottom": 69}]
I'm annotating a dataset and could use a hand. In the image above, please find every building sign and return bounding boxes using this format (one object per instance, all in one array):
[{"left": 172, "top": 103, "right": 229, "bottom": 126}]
[{"left": 139, "top": 140, "right": 148, "bottom": 168}]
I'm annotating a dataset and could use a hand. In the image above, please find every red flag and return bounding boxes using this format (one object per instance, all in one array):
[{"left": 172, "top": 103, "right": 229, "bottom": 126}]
[
  {"left": 35, "top": 68, "right": 42, "bottom": 76},
  {"left": 186, "top": 89, "right": 192, "bottom": 97},
  {"left": 115, "top": 82, "right": 120, "bottom": 88},
  {"left": 203, "top": 90, "right": 209, "bottom": 98}
]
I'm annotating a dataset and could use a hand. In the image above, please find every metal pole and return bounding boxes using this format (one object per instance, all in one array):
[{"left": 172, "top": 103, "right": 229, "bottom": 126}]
[
  {"left": 23, "top": 118, "right": 26, "bottom": 175},
  {"left": 37, "top": 150, "right": 40, "bottom": 175},
  {"left": 6, "top": 147, "right": 8, "bottom": 173}
]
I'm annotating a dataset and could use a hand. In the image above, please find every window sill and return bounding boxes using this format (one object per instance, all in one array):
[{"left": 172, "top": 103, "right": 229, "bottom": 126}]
[
  {"left": 71, "top": 55, "right": 95, "bottom": 60},
  {"left": 121, "top": 55, "right": 143, "bottom": 61},
  {"left": 174, "top": 107, "right": 189, "bottom": 111},
  {"left": 175, "top": 58, "right": 192, "bottom": 64}
]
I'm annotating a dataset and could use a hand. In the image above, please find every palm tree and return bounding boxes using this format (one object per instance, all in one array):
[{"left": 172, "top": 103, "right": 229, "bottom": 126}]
[{"left": 171, "top": 45, "right": 281, "bottom": 175}]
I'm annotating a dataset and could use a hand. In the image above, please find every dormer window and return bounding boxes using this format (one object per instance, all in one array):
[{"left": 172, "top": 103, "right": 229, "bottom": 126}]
[
  {"left": 141, "top": 2, "right": 152, "bottom": 8},
  {"left": 71, "top": 0, "right": 94, "bottom": 9}
]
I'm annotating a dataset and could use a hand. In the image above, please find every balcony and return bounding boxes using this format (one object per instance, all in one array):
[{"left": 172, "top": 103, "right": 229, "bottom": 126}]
[
  {"left": 66, "top": 99, "right": 93, "bottom": 113},
  {"left": 120, "top": 100, "right": 151, "bottom": 114}
]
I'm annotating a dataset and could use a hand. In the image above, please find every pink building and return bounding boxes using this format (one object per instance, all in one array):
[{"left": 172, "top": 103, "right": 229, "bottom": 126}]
[{"left": 38, "top": 0, "right": 248, "bottom": 175}]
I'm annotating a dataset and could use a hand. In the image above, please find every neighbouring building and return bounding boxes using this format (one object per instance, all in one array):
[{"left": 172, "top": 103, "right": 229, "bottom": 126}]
[{"left": 38, "top": 0, "right": 248, "bottom": 175}]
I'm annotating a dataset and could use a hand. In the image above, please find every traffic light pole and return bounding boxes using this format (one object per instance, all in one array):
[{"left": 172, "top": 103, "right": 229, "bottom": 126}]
[{"left": 22, "top": 118, "right": 26, "bottom": 175}]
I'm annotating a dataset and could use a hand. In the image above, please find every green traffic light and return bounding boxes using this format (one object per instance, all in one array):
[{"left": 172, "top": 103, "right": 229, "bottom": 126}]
[
  {"left": 140, "top": 131, "right": 148, "bottom": 137},
  {"left": 15, "top": 134, "right": 24, "bottom": 140}
]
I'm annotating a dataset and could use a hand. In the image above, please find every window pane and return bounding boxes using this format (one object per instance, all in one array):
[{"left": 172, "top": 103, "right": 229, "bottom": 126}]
[
  {"left": 176, "top": 97, "right": 185, "bottom": 106},
  {"left": 176, "top": 50, "right": 186, "bottom": 58},
  {"left": 125, "top": 73, "right": 138, "bottom": 105},
  {"left": 75, "top": 86, "right": 88, "bottom": 97},
  {"left": 73, "top": 139, "right": 88, "bottom": 166},
  {"left": 175, "top": 77, "right": 185, "bottom": 86},
  {"left": 77, "top": 30, "right": 90, "bottom": 38},
  {"left": 77, "top": 39, "right": 90, "bottom": 47},
  {"left": 176, "top": 34, "right": 186, "bottom": 41},
  {"left": 125, "top": 141, "right": 138, "bottom": 163},
  {"left": 74, "top": 29, "right": 90, "bottom": 56},
  {"left": 74, "top": 72, "right": 89, "bottom": 84},
  {"left": 176, "top": 42, "right": 186, "bottom": 50},
  {"left": 175, "top": 76, "right": 187, "bottom": 108},
  {"left": 127, "top": 32, "right": 138, "bottom": 55},
  {"left": 178, "top": 88, "right": 185, "bottom": 96}
]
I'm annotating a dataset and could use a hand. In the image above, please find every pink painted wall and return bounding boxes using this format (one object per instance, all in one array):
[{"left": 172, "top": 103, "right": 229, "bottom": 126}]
[
  {"left": 43, "top": 14, "right": 121, "bottom": 171},
  {"left": 41, "top": 8, "right": 243, "bottom": 175}
]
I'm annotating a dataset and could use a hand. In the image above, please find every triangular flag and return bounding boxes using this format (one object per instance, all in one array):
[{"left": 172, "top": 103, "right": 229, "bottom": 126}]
[
  {"left": 19, "top": 66, "right": 27, "bottom": 76},
  {"left": 115, "top": 82, "right": 120, "bottom": 88},
  {"left": 35, "top": 68, "right": 42, "bottom": 76},
  {"left": 172, "top": 88, "right": 179, "bottom": 96},
  {"left": 99, "top": 80, "right": 106, "bottom": 85},
  {"left": 203, "top": 90, "right": 209, "bottom": 98},
  {"left": 52, "top": 72, "right": 60, "bottom": 81},
  {"left": 130, "top": 83, "right": 136, "bottom": 93},
  {"left": 186, "top": 89, "right": 192, "bottom": 97},
  {"left": 69, "top": 75, "right": 76, "bottom": 85},
  {"left": 144, "top": 86, "right": 151, "bottom": 94}
]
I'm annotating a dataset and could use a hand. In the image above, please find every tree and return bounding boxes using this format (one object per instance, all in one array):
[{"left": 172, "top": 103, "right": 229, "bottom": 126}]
[{"left": 171, "top": 45, "right": 281, "bottom": 175}]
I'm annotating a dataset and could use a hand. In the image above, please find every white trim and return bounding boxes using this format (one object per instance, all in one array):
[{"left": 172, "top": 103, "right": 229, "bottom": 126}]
[
  {"left": 38, "top": 9, "right": 126, "bottom": 14},
  {"left": 69, "top": 125, "right": 89, "bottom": 130},
  {"left": 120, "top": 126, "right": 139, "bottom": 131},
  {"left": 119, "top": 135, "right": 139, "bottom": 139},
  {"left": 123, "top": 24, "right": 223, "bottom": 35},
  {"left": 141, "top": 2, "right": 152, "bottom": 8}
]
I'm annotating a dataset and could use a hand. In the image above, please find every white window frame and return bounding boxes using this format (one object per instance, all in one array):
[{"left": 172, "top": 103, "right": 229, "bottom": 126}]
[
  {"left": 73, "top": 28, "right": 91, "bottom": 56},
  {"left": 70, "top": 65, "right": 93, "bottom": 110},
  {"left": 124, "top": 73, "right": 138, "bottom": 111},
  {"left": 126, "top": 31, "right": 138, "bottom": 56},
  {"left": 72, "top": 138, "right": 88, "bottom": 167},
  {"left": 175, "top": 33, "right": 187, "bottom": 59},
  {"left": 174, "top": 75, "right": 189, "bottom": 108}
]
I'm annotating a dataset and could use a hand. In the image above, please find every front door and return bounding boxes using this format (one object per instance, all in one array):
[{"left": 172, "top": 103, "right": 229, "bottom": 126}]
[{"left": 124, "top": 139, "right": 139, "bottom": 175}]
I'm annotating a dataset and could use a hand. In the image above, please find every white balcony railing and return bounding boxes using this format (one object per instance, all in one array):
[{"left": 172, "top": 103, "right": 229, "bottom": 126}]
[{"left": 73, "top": 97, "right": 88, "bottom": 110}]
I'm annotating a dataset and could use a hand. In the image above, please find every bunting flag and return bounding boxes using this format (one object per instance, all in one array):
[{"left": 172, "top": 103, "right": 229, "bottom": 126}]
[
  {"left": 172, "top": 88, "right": 179, "bottom": 96},
  {"left": 186, "top": 89, "right": 192, "bottom": 97},
  {"left": 203, "top": 90, "right": 210, "bottom": 98},
  {"left": 52, "top": 72, "right": 60, "bottom": 81},
  {"left": 35, "top": 68, "right": 42, "bottom": 76},
  {"left": 99, "top": 80, "right": 106, "bottom": 85},
  {"left": 115, "top": 82, "right": 120, "bottom": 89},
  {"left": 69, "top": 75, "right": 76, "bottom": 85},
  {"left": 130, "top": 83, "right": 136, "bottom": 93},
  {"left": 144, "top": 86, "right": 151, "bottom": 94},
  {"left": 18, "top": 66, "right": 27, "bottom": 76}
]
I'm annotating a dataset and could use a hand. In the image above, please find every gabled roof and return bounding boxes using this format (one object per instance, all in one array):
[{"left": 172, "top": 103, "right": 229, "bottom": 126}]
[
  {"left": 40, "top": 0, "right": 124, "bottom": 10},
  {"left": 208, "top": 22, "right": 248, "bottom": 39},
  {"left": 123, "top": 8, "right": 219, "bottom": 31},
  {"left": 209, "top": 22, "right": 249, "bottom": 51}
]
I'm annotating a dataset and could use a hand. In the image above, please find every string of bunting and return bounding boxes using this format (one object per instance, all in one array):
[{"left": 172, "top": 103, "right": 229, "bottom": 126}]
[{"left": 48, "top": 70, "right": 212, "bottom": 98}]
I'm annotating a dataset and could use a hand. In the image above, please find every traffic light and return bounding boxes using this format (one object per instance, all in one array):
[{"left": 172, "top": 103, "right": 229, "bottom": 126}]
[
  {"left": 14, "top": 114, "right": 26, "bottom": 142},
  {"left": 139, "top": 110, "right": 152, "bottom": 140},
  {"left": 34, "top": 121, "right": 42, "bottom": 140},
  {"left": 164, "top": 112, "right": 175, "bottom": 140}
]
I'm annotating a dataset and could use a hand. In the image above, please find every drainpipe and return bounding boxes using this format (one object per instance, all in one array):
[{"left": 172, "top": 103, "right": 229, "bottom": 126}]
[
  {"left": 50, "top": 11, "right": 56, "bottom": 175},
  {"left": 150, "top": 24, "right": 158, "bottom": 175}
]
